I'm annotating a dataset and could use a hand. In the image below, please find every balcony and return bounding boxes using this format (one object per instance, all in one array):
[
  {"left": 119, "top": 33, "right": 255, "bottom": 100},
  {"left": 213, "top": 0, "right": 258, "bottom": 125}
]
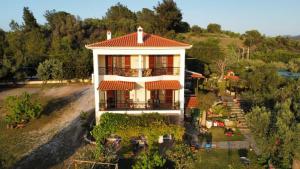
[
  {"left": 99, "top": 100, "right": 180, "bottom": 110},
  {"left": 99, "top": 67, "right": 180, "bottom": 77}
]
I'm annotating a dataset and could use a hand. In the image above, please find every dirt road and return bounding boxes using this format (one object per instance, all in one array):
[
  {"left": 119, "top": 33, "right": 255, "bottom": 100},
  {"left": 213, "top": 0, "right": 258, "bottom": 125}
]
[{"left": 10, "top": 85, "right": 94, "bottom": 169}]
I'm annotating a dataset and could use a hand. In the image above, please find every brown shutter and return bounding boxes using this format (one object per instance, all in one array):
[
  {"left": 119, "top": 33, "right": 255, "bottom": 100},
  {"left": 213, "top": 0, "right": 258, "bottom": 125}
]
[
  {"left": 106, "top": 55, "right": 113, "bottom": 74},
  {"left": 167, "top": 55, "right": 173, "bottom": 74},
  {"left": 125, "top": 55, "right": 131, "bottom": 75},
  {"left": 149, "top": 55, "right": 155, "bottom": 68},
  {"left": 165, "top": 90, "right": 173, "bottom": 104},
  {"left": 149, "top": 55, "right": 155, "bottom": 75}
]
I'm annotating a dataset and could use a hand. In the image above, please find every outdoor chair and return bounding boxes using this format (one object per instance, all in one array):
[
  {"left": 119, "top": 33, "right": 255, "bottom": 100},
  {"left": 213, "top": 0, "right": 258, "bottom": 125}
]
[{"left": 143, "top": 69, "right": 152, "bottom": 77}]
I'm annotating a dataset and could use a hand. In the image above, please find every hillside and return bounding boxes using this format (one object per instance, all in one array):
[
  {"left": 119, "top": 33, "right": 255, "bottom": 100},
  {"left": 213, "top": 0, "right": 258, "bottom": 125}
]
[
  {"left": 183, "top": 32, "right": 244, "bottom": 48},
  {"left": 182, "top": 32, "right": 245, "bottom": 54},
  {"left": 291, "top": 35, "right": 300, "bottom": 40}
]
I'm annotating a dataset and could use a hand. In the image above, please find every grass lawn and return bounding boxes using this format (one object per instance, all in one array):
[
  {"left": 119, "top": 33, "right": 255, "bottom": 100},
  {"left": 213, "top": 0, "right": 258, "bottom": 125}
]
[
  {"left": 193, "top": 149, "right": 262, "bottom": 169},
  {"left": 209, "top": 127, "right": 245, "bottom": 142}
]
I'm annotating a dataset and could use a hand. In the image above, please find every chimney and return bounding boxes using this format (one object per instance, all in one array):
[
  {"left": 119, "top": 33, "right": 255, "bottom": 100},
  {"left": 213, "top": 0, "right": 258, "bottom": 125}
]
[
  {"left": 107, "top": 30, "right": 111, "bottom": 40},
  {"left": 137, "top": 26, "right": 143, "bottom": 44}
]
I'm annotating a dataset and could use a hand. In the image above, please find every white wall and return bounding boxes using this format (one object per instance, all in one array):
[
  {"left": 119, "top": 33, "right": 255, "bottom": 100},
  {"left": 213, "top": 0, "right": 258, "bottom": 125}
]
[{"left": 92, "top": 48, "right": 188, "bottom": 122}]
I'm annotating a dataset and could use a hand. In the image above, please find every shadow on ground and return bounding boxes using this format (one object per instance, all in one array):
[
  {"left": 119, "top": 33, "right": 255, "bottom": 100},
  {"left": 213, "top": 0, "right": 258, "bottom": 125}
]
[
  {"left": 13, "top": 108, "right": 94, "bottom": 169},
  {"left": 42, "top": 88, "right": 89, "bottom": 116}
]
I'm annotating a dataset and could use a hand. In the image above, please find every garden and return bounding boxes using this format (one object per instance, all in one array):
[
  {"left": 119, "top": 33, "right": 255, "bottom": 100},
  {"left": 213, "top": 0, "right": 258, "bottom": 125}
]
[{"left": 69, "top": 112, "right": 261, "bottom": 169}]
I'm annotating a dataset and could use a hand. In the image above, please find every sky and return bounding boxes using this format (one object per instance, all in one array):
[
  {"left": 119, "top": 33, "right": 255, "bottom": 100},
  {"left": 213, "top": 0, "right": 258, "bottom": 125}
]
[{"left": 0, "top": 0, "right": 299, "bottom": 36}]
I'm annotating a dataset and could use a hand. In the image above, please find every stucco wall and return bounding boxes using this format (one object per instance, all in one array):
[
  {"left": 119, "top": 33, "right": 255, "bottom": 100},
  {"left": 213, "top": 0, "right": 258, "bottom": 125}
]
[{"left": 130, "top": 55, "right": 139, "bottom": 69}]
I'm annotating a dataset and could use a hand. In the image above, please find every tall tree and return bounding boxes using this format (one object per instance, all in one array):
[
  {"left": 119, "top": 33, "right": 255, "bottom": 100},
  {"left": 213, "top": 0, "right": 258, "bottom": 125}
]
[
  {"left": 0, "top": 29, "right": 6, "bottom": 58},
  {"left": 105, "top": 2, "right": 136, "bottom": 21},
  {"left": 103, "top": 3, "right": 136, "bottom": 35},
  {"left": 243, "top": 30, "right": 263, "bottom": 47},
  {"left": 155, "top": 0, "right": 183, "bottom": 33},
  {"left": 207, "top": 23, "right": 221, "bottom": 33},
  {"left": 23, "top": 7, "right": 39, "bottom": 31},
  {"left": 136, "top": 8, "right": 157, "bottom": 33}
]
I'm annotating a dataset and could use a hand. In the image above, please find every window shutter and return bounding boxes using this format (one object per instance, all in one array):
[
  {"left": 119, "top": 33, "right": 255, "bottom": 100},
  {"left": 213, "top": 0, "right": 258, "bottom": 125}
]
[
  {"left": 167, "top": 55, "right": 173, "bottom": 74},
  {"left": 106, "top": 55, "right": 113, "bottom": 74},
  {"left": 125, "top": 55, "right": 131, "bottom": 74},
  {"left": 149, "top": 55, "right": 155, "bottom": 69}
]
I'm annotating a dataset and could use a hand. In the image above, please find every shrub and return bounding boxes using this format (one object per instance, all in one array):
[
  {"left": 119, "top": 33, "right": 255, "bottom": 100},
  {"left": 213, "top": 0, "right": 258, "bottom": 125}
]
[
  {"left": 132, "top": 151, "right": 166, "bottom": 169},
  {"left": 37, "top": 59, "right": 63, "bottom": 83},
  {"left": 165, "top": 144, "right": 195, "bottom": 169},
  {"left": 212, "top": 104, "right": 229, "bottom": 117},
  {"left": 4, "top": 92, "right": 42, "bottom": 126}
]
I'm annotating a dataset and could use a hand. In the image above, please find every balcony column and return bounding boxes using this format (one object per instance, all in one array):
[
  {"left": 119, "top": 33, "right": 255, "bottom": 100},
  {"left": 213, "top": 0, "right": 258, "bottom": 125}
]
[
  {"left": 179, "top": 50, "right": 186, "bottom": 119},
  {"left": 93, "top": 52, "right": 100, "bottom": 124},
  {"left": 138, "top": 54, "right": 142, "bottom": 77}
]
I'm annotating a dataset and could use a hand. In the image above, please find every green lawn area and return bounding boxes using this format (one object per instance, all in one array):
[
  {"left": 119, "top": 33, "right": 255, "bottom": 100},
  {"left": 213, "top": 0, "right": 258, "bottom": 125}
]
[
  {"left": 209, "top": 127, "right": 245, "bottom": 142},
  {"left": 193, "top": 149, "right": 262, "bottom": 169}
]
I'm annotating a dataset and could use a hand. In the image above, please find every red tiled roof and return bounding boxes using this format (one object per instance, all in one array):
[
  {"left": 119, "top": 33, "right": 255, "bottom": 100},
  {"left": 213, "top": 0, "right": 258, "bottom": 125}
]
[
  {"left": 191, "top": 73, "right": 204, "bottom": 79},
  {"left": 145, "top": 80, "right": 181, "bottom": 90},
  {"left": 98, "top": 81, "right": 135, "bottom": 90},
  {"left": 185, "top": 96, "right": 199, "bottom": 108},
  {"left": 86, "top": 32, "right": 191, "bottom": 48},
  {"left": 224, "top": 76, "right": 239, "bottom": 80}
]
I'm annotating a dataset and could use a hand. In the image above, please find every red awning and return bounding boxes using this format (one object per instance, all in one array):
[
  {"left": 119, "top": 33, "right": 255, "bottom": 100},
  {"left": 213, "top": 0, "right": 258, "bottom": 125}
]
[
  {"left": 185, "top": 96, "right": 199, "bottom": 108},
  {"left": 98, "top": 81, "right": 135, "bottom": 90},
  {"left": 191, "top": 73, "right": 204, "bottom": 79},
  {"left": 145, "top": 80, "right": 181, "bottom": 90}
]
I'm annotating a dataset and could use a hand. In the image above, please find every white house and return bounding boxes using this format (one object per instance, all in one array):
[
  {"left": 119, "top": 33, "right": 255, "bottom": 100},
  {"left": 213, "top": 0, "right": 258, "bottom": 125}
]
[{"left": 85, "top": 27, "right": 192, "bottom": 123}]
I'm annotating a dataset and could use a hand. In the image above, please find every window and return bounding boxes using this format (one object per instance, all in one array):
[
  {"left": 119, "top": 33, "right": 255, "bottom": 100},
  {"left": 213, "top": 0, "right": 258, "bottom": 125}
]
[
  {"left": 156, "top": 56, "right": 167, "bottom": 68},
  {"left": 113, "top": 56, "right": 125, "bottom": 68}
]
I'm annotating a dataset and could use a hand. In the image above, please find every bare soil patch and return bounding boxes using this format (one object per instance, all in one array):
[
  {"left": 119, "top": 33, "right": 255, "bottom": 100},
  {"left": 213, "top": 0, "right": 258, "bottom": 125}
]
[{"left": 0, "top": 84, "right": 94, "bottom": 169}]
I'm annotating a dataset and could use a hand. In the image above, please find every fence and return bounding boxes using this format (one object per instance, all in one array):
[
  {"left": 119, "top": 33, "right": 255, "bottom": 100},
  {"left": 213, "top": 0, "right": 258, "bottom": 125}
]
[{"left": 66, "top": 160, "right": 118, "bottom": 169}]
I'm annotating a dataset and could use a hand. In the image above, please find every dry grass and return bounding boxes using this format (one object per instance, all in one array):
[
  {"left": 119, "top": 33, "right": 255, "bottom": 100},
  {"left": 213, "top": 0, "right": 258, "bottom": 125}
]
[{"left": 182, "top": 32, "right": 245, "bottom": 55}]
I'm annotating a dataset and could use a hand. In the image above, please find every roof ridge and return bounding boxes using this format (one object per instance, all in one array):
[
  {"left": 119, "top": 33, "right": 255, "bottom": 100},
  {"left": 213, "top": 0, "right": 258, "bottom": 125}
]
[
  {"left": 86, "top": 32, "right": 137, "bottom": 47},
  {"left": 86, "top": 31, "right": 191, "bottom": 48}
]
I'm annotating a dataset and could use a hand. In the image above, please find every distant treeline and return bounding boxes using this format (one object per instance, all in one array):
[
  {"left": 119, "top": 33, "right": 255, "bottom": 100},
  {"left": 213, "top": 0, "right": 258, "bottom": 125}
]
[{"left": 0, "top": 0, "right": 300, "bottom": 81}]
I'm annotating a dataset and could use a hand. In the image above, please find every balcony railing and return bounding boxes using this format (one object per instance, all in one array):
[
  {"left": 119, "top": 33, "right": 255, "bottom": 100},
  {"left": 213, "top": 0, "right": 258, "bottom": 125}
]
[
  {"left": 99, "top": 99, "right": 180, "bottom": 110},
  {"left": 98, "top": 67, "right": 180, "bottom": 77}
]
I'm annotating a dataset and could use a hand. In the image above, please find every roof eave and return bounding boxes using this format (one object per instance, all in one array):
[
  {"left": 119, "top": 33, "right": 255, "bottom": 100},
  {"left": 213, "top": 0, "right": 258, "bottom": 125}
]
[{"left": 85, "top": 45, "right": 192, "bottom": 50}]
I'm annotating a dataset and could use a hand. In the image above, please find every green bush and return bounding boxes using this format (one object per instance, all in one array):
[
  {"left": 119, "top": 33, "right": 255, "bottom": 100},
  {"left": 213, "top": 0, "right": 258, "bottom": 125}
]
[
  {"left": 4, "top": 92, "right": 42, "bottom": 126},
  {"left": 37, "top": 59, "right": 63, "bottom": 83},
  {"left": 165, "top": 144, "right": 195, "bottom": 169},
  {"left": 212, "top": 104, "right": 229, "bottom": 117},
  {"left": 132, "top": 151, "right": 166, "bottom": 169},
  {"left": 91, "top": 113, "right": 184, "bottom": 157}
]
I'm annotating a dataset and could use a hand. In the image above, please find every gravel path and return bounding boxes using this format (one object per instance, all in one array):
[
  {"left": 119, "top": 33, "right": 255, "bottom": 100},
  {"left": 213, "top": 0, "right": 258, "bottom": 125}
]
[{"left": 12, "top": 85, "right": 94, "bottom": 169}]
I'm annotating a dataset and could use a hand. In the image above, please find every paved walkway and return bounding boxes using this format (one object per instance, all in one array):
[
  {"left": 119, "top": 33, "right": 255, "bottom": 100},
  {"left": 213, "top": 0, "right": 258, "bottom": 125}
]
[{"left": 195, "top": 141, "right": 249, "bottom": 149}]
